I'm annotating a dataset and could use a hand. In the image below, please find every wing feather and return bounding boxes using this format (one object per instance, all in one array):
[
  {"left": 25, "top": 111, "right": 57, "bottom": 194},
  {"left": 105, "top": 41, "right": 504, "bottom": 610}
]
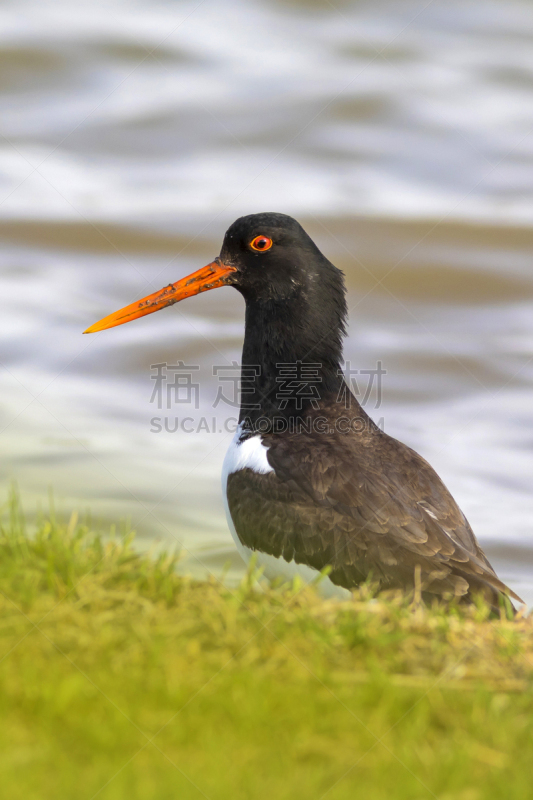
[{"left": 226, "top": 421, "right": 522, "bottom": 608}]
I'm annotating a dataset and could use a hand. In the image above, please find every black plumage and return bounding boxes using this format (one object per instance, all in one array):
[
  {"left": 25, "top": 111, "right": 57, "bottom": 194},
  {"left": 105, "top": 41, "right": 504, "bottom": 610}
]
[{"left": 220, "top": 213, "right": 522, "bottom": 610}]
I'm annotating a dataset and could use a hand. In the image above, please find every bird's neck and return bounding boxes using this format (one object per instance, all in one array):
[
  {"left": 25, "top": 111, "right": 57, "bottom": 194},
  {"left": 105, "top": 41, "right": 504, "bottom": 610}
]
[{"left": 238, "top": 293, "right": 348, "bottom": 428}]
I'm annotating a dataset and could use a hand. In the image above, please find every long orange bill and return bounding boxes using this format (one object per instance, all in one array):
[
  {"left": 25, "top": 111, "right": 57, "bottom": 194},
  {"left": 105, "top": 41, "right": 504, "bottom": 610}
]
[{"left": 83, "top": 259, "right": 237, "bottom": 334}]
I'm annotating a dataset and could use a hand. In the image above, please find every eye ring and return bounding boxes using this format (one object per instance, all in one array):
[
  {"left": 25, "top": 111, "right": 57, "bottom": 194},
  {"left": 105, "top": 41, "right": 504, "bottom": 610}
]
[{"left": 250, "top": 235, "right": 273, "bottom": 252}]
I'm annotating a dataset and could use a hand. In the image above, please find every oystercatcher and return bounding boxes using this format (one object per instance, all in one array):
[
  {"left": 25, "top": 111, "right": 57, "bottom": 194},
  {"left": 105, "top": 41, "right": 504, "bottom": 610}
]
[{"left": 85, "top": 212, "right": 522, "bottom": 611}]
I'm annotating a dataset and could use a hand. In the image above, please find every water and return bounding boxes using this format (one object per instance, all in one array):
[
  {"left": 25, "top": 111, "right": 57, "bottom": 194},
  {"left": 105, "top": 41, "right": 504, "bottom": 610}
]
[{"left": 1, "top": 0, "right": 533, "bottom": 604}]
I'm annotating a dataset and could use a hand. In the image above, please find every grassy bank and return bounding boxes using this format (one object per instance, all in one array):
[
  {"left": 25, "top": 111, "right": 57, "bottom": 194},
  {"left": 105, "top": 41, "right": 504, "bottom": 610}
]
[{"left": 0, "top": 492, "right": 532, "bottom": 800}]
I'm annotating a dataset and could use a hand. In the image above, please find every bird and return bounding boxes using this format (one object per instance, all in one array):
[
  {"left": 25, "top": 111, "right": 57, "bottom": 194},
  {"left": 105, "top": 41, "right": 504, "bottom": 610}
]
[{"left": 85, "top": 211, "right": 523, "bottom": 613}]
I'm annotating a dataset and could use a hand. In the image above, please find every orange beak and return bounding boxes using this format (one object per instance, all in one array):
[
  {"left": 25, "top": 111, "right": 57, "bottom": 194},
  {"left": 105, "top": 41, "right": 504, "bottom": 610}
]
[{"left": 83, "top": 259, "right": 237, "bottom": 334}]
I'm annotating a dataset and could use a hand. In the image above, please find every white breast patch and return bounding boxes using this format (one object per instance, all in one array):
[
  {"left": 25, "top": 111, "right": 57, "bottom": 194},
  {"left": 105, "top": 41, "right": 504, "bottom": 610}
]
[{"left": 221, "top": 422, "right": 273, "bottom": 482}]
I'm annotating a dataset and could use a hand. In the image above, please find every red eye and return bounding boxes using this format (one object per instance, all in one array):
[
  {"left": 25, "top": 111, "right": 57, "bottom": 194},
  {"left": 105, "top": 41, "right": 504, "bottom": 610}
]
[{"left": 250, "top": 235, "right": 273, "bottom": 252}]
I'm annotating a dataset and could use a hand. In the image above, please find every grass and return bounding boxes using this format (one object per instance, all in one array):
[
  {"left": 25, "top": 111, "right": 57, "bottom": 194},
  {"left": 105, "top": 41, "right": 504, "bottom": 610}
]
[{"left": 0, "top": 489, "right": 532, "bottom": 800}]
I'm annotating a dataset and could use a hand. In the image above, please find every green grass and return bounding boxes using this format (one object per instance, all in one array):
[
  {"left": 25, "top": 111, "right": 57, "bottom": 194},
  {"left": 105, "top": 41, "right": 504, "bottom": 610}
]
[{"left": 0, "top": 489, "right": 532, "bottom": 800}]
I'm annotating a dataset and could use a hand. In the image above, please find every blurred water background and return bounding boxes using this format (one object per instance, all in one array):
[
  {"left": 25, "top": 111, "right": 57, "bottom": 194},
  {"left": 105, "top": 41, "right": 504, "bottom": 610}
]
[{"left": 1, "top": 0, "right": 533, "bottom": 604}]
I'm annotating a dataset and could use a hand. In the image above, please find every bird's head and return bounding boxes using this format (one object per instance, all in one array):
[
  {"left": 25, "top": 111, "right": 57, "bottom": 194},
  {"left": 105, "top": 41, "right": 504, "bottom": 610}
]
[{"left": 84, "top": 212, "right": 345, "bottom": 333}]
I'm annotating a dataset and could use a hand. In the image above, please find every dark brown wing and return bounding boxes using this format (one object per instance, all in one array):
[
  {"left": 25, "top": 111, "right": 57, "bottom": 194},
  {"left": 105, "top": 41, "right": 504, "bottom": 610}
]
[{"left": 227, "top": 424, "right": 522, "bottom": 608}]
